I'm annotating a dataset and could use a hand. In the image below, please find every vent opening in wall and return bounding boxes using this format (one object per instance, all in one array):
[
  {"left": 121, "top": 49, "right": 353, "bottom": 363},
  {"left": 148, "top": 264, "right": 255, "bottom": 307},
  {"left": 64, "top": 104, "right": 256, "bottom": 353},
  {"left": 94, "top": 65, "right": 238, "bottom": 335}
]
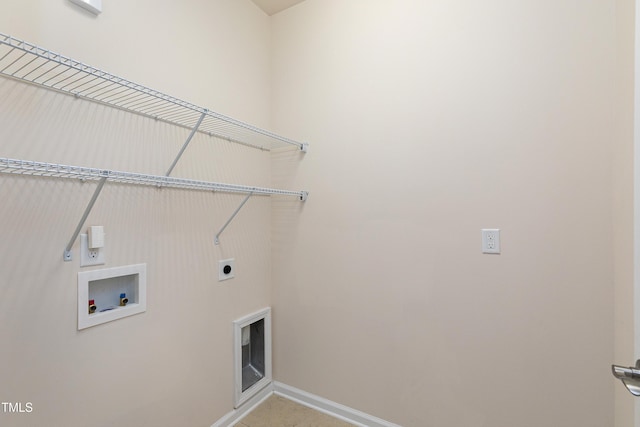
[
  {"left": 234, "top": 307, "right": 271, "bottom": 408},
  {"left": 242, "top": 318, "right": 265, "bottom": 391}
]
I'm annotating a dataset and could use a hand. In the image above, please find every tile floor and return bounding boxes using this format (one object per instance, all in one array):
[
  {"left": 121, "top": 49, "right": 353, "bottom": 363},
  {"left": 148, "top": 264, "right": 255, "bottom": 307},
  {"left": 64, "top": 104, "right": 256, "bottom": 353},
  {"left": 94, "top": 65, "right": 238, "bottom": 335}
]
[{"left": 235, "top": 395, "right": 356, "bottom": 427}]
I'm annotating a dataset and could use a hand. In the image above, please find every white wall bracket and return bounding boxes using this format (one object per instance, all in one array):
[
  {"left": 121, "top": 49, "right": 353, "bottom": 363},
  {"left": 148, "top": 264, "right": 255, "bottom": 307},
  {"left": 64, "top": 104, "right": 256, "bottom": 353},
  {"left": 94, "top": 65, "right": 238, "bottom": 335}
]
[
  {"left": 214, "top": 192, "right": 253, "bottom": 245},
  {"left": 63, "top": 175, "right": 108, "bottom": 261},
  {"left": 301, "top": 143, "right": 309, "bottom": 153},
  {"left": 165, "top": 110, "right": 207, "bottom": 177}
]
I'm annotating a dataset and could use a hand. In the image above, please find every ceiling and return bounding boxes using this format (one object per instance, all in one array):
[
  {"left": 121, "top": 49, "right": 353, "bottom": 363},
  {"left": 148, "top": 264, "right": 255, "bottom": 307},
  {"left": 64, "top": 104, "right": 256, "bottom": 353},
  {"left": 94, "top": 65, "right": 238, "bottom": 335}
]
[{"left": 251, "top": 0, "right": 306, "bottom": 16}]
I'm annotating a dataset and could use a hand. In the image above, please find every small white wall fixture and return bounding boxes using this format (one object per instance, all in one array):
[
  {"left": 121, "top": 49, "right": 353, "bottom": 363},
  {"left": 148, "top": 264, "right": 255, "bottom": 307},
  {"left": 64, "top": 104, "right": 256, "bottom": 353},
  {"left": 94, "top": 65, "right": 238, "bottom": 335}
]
[
  {"left": 77, "top": 264, "right": 147, "bottom": 330},
  {"left": 69, "top": 0, "right": 102, "bottom": 15},
  {"left": 233, "top": 307, "right": 272, "bottom": 408}
]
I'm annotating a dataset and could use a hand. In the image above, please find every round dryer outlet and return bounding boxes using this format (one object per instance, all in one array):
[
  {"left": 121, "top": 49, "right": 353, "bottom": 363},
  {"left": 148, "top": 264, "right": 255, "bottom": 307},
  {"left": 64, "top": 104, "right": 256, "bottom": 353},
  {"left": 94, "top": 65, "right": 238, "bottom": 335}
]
[{"left": 219, "top": 259, "right": 235, "bottom": 281}]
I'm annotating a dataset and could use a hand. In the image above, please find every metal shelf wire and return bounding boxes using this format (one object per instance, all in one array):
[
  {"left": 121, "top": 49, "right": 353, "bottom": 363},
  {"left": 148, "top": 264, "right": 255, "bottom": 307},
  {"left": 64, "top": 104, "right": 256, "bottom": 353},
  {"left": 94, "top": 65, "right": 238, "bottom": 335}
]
[
  {"left": 0, "top": 157, "right": 308, "bottom": 200},
  {"left": 0, "top": 33, "right": 309, "bottom": 255},
  {"left": 0, "top": 32, "right": 308, "bottom": 152}
]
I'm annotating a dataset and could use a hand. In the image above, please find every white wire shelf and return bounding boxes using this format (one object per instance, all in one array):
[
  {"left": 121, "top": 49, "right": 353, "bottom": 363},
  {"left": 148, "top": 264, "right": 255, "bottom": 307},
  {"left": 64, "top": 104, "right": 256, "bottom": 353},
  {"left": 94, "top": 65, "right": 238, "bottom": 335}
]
[
  {"left": 0, "top": 32, "right": 308, "bottom": 152},
  {"left": 0, "top": 157, "right": 309, "bottom": 200}
]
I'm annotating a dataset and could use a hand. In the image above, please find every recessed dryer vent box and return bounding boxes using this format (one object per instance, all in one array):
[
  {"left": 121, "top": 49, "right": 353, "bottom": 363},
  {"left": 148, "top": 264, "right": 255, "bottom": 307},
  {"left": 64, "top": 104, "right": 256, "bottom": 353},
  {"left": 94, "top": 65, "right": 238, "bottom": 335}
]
[
  {"left": 78, "top": 264, "right": 146, "bottom": 330},
  {"left": 233, "top": 307, "right": 271, "bottom": 408}
]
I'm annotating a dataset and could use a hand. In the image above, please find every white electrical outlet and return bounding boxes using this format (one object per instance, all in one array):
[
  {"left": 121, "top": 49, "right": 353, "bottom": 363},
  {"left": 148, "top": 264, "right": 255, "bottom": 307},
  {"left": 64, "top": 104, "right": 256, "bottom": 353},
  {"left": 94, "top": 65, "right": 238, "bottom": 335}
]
[
  {"left": 482, "top": 229, "right": 501, "bottom": 254},
  {"left": 219, "top": 259, "right": 235, "bottom": 281},
  {"left": 80, "top": 234, "right": 106, "bottom": 267}
]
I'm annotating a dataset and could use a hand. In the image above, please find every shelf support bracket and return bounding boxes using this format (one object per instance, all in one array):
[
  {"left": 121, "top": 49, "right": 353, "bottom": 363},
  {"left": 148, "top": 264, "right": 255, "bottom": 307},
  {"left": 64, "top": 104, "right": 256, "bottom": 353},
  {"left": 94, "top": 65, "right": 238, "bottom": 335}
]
[
  {"left": 214, "top": 191, "right": 254, "bottom": 245},
  {"left": 165, "top": 110, "right": 207, "bottom": 177},
  {"left": 63, "top": 175, "right": 108, "bottom": 262}
]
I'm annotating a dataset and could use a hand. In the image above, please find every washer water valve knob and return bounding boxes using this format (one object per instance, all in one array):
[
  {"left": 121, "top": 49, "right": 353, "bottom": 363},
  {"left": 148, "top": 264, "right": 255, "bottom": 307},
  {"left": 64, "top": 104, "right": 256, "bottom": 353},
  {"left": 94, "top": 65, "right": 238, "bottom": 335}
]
[
  {"left": 119, "top": 293, "right": 128, "bottom": 306},
  {"left": 88, "top": 299, "right": 97, "bottom": 314}
]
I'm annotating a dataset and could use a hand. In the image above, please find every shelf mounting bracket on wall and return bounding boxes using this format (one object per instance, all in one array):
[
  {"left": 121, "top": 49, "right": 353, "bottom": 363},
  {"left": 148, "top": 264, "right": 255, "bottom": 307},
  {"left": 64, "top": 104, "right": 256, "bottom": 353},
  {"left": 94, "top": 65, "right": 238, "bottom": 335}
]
[
  {"left": 63, "top": 174, "right": 108, "bottom": 261},
  {"left": 214, "top": 191, "right": 254, "bottom": 245},
  {"left": 165, "top": 110, "right": 207, "bottom": 177}
]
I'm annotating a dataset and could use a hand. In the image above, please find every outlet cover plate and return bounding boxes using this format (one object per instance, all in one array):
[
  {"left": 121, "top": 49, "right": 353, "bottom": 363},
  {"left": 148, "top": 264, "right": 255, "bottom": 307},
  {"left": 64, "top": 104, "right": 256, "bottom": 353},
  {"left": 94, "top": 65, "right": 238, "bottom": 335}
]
[
  {"left": 80, "top": 234, "right": 106, "bottom": 267},
  {"left": 481, "top": 229, "right": 501, "bottom": 254},
  {"left": 219, "top": 258, "right": 235, "bottom": 281}
]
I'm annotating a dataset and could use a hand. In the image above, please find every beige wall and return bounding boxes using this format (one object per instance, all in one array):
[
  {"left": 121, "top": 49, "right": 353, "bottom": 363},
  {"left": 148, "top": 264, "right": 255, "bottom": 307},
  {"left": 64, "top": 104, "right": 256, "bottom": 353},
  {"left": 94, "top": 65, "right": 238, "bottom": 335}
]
[
  {"left": 0, "top": 1, "right": 275, "bottom": 426},
  {"left": 613, "top": 0, "right": 636, "bottom": 425},
  {"left": 0, "top": 1, "right": 636, "bottom": 426},
  {"left": 271, "top": 1, "right": 630, "bottom": 426}
]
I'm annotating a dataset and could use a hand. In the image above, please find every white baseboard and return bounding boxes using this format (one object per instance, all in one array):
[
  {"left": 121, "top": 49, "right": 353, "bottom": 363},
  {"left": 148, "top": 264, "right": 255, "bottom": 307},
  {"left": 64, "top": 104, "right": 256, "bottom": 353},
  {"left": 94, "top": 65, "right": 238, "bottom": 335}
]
[
  {"left": 211, "top": 381, "right": 402, "bottom": 427},
  {"left": 210, "top": 382, "right": 273, "bottom": 427},
  {"left": 273, "top": 382, "right": 402, "bottom": 427}
]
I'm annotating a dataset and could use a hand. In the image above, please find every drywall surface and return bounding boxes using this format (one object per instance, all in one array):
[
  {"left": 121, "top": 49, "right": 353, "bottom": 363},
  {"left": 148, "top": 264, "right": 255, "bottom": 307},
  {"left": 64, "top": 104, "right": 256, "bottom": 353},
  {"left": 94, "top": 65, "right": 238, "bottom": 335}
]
[
  {"left": 612, "top": 0, "right": 636, "bottom": 425},
  {"left": 0, "top": 1, "right": 275, "bottom": 426},
  {"left": 270, "top": 1, "right": 622, "bottom": 426}
]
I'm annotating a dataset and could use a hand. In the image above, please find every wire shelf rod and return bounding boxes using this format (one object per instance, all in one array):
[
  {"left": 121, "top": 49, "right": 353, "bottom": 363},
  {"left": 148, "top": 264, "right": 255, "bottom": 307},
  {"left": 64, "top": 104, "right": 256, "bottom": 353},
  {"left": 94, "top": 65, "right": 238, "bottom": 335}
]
[
  {"left": 10, "top": 55, "right": 39, "bottom": 76},
  {"left": 53, "top": 68, "right": 84, "bottom": 88},
  {"left": 100, "top": 90, "right": 142, "bottom": 108},
  {"left": 0, "top": 32, "right": 308, "bottom": 151},
  {"left": 214, "top": 191, "right": 253, "bottom": 245},
  {"left": 160, "top": 109, "right": 198, "bottom": 123},
  {"left": 0, "top": 157, "right": 308, "bottom": 199},
  {"left": 63, "top": 74, "right": 110, "bottom": 94},
  {"left": 30, "top": 62, "right": 65, "bottom": 83},
  {"left": 80, "top": 79, "right": 119, "bottom": 98},
  {"left": 23, "top": 60, "right": 55, "bottom": 81},
  {"left": 0, "top": 47, "right": 12, "bottom": 63},
  {"left": 40, "top": 65, "right": 74, "bottom": 86},
  {"left": 0, "top": 51, "right": 27, "bottom": 73},
  {"left": 139, "top": 102, "right": 183, "bottom": 118},
  {"left": 90, "top": 85, "right": 133, "bottom": 103},
  {"left": 105, "top": 90, "right": 148, "bottom": 106}
]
